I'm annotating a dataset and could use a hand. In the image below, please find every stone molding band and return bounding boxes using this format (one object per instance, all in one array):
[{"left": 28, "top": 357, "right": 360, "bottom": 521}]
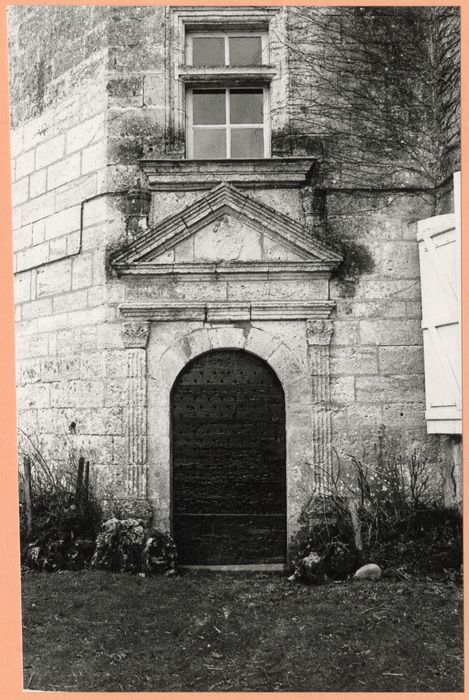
[{"left": 120, "top": 301, "right": 335, "bottom": 323}]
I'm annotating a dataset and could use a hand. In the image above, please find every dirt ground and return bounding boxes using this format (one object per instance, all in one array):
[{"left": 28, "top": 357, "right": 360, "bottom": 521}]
[{"left": 22, "top": 569, "right": 463, "bottom": 692}]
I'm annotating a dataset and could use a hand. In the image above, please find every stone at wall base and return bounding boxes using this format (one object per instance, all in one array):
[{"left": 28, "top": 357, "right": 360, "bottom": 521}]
[{"left": 354, "top": 563, "right": 382, "bottom": 580}]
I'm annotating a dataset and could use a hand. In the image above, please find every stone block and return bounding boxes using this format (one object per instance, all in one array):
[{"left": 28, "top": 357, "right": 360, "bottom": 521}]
[
  {"left": 97, "top": 323, "right": 124, "bottom": 350},
  {"left": 345, "top": 403, "right": 383, "bottom": 426},
  {"left": 21, "top": 191, "right": 55, "bottom": 225},
  {"left": 12, "top": 177, "right": 29, "bottom": 206},
  {"left": 15, "top": 149, "right": 35, "bottom": 179},
  {"left": 355, "top": 374, "right": 425, "bottom": 403},
  {"left": 35, "top": 134, "right": 65, "bottom": 169},
  {"left": 29, "top": 334, "right": 50, "bottom": 357},
  {"left": 104, "top": 378, "right": 128, "bottom": 407},
  {"left": 15, "top": 318, "right": 38, "bottom": 338},
  {"left": 45, "top": 205, "right": 80, "bottom": 241},
  {"left": 41, "top": 357, "right": 81, "bottom": 382},
  {"left": 67, "top": 232, "right": 81, "bottom": 255},
  {"left": 16, "top": 242, "right": 50, "bottom": 272},
  {"left": 330, "top": 346, "right": 378, "bottom": 376},
  {"left": 36, "top": 259, "right": 72, "bottom": 297},
  {"left": 112, "top": 436, "right": 128, "bottom": 463},
  {"left": 21, "top": 297, "right": 52, "bottom": 320},
  {"left": 331, "top": 320, "right": 359, "bottom": 346},
  {"left": 20, "top": 359, "right": 41, "bottom": 384},
  {"left": 379, "top": 346, "right": 425, "bottom": 375},
  {"left": 68, "top": 380, "right": 104, "bottom": 409},
  {"left": 47, "top": 153, "right": 81, "bottom": 190},
  {"left": 81, "top": 141, "right": 106, "bottom": 174},
  {"left": 405, "top": 301, "right": 422, "bottom": 319},
  {"left": 357, "top": 278, "right": 422, "bottom": 301},
  {"left": 71, "top": 252, "right": 93, "bottom": 289},
  {"left": 14, "top": 224, "right": 33, "bottom": 252},
  {"left": 15, "top": 336, "right": 31, "bottom": 359},
  {"left": 50, "top": 381, "right": 69, "bottom": 408},
  {"left": 67, "top": 307, "right": 106, "bottom": 327},
  {"left": 56, "top": 328, "right": 81, "bottom": 356},
  {"left": 11, "top": 206, "right": 21, "bottom": 231},
  {"left": 82, "top": 194, "right": 108, "bottom": 227},
  {"left": 79, "top": 326, "right": 98, "bottom": 353},
  {"left": 48, "top": 333, "right": 57, "bottom": 356},
  {"left": 66, "top": 114, "right": 105, "bottom": 154},
  {"left": 382, "top": 241, "right": 419, "bottom": 279},
  {"left": 338, "top": 299, "right": 407, "bottom": 319},
  {"left": 14, "top": 271, "right": 32, "bottom": 304},
  {"left": 32, "top": 218, "right": 46, "bottom": 245},
  {"left": 17, "top": 383, "right": 50, "bottom": 409},
  {"left": 105, "top": 350, "right": 128, "bottom": 378},
  {"left": 330, "top": 376, "right": 355, "bottom": 405},
  {"left": 9, "top": 126, "right": 23, "bottom": 158},
  {"left": 36, "top": 312, "right": 69, "bottom": 333},
  {"left": 54, "top": 173, "right": 97, "bottom": 211},
  {"left": 49, "top": 235, "right": 68, "bottom": 260},
  {"left": 87, "top": 286, "right": 106, "bottom": 307},
  {"left": 29, "top": 168, "right": 47, "bottom": 198},
  {"left": 53, "top": 289, "right": 88, "bottom": 313},
  {"left": 382, "top": 401, "right": 425, "bottom": 428},
  {"left": 81, "top": 352, "right": 106, "bottom": 377},
  {"left": 360, "top": 319, "right": 423, "bottom": 346}
]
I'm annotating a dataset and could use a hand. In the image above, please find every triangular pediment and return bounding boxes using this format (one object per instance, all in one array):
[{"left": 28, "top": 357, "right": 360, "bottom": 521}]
[{"left": 111, "top": 183, "right": 342, "bottom": 274}]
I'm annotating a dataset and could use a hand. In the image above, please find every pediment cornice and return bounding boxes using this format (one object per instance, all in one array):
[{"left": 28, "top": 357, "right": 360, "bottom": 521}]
[{"left": 111, "top": 183, "right": 342, "bottom": 278}]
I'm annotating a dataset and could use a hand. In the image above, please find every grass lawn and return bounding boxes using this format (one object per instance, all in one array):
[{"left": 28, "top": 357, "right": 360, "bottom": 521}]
[{"left": 22, "top": 569, "right": 463, "bottom": 692}]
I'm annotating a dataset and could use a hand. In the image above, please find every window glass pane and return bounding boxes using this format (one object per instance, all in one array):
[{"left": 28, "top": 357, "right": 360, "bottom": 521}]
[
  {"left": 229, "top": 36, "right": 263, "bottom": 65},
  {"left": 192, "top": 37, "right": 225, "bottom": 66},
  {"left": 230, "top": 90, "right": 263, "bottom": 124},
  {"left": 193, "top": 129, "right": 227, "bottom": 158},
  {"left": 231, "top": 128, "right": 264, "bottom": 158},
  {"left": 193, "top": 90, "right": 226, "bottom": 125}
]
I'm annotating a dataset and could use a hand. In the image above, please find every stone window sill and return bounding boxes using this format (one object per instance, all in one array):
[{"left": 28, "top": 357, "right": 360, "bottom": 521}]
[{"left": 139, "top": 157, "right": 320, "bottom": 191}]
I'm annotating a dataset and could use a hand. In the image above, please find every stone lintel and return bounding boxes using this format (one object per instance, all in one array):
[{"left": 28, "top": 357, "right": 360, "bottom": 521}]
[{"left": 120, "top": 301, "right": 335, "bottom": 323}]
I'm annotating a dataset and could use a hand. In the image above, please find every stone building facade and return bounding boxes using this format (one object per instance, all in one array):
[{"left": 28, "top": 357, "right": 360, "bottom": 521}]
[{"left": 8, "top": 6, "right": 460, "bottom": 565}]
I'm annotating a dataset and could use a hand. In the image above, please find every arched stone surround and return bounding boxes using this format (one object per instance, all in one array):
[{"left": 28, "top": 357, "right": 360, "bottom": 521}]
[{"left": 122, "top": 312, "right": 335, "bottom": 555}]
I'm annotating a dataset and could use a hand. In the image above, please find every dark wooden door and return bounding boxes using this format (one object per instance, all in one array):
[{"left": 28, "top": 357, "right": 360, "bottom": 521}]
[{"left": 171, "top": 349, "right": 286, "bottom": 565}]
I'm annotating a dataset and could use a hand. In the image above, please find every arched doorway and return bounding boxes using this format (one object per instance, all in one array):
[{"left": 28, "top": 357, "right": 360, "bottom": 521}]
[{"left": 171, "top": 349, "right": 286, "bottom": 566}]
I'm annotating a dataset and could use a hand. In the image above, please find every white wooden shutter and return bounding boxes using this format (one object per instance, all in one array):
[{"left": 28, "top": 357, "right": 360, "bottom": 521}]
[{"left": 416, "top": 171, "right": 461, "bottom": 434}]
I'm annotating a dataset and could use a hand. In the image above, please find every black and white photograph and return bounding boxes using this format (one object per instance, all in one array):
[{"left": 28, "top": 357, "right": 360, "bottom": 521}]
[{"left": 7, "top": 3, "right": 463, "bottom": 692}]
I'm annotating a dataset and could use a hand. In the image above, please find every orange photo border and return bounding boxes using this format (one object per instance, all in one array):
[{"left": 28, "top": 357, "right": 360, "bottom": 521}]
[{"left": 0, "top": 1, "right": 465, "bottom": 698}]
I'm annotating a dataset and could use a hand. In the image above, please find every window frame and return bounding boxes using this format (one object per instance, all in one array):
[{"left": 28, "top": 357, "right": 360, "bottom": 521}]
[
  {"left": 184, "top": 29, "right": 271, "bottom": 160},
  {"left": 185, "top": 30, "right": 269, "bottom": 67},
  {"left": 186, "top": 86, "right": 271, "bottom": 159}
]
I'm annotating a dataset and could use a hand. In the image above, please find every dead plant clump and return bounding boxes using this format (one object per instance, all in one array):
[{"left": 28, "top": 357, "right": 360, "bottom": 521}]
[
  {"left": 18, "top": 431, "right": 176, "bottom": 576},
  {"left": 292, "top": 427, "right": 462, "bottom": 583}
]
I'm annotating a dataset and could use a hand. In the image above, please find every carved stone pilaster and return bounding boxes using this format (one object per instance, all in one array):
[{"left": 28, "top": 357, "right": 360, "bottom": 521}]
[
  {"left": 122, "top": 321, "right": 150, "bottom": 498},
  {"left": 306, "top": 319, "right": 334, "bottom": 491}
]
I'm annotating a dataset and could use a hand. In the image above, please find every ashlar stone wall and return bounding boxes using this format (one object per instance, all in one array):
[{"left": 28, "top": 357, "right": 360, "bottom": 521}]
[{"left": 8, "top": 6, "right": 460, "bottom": 534}]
